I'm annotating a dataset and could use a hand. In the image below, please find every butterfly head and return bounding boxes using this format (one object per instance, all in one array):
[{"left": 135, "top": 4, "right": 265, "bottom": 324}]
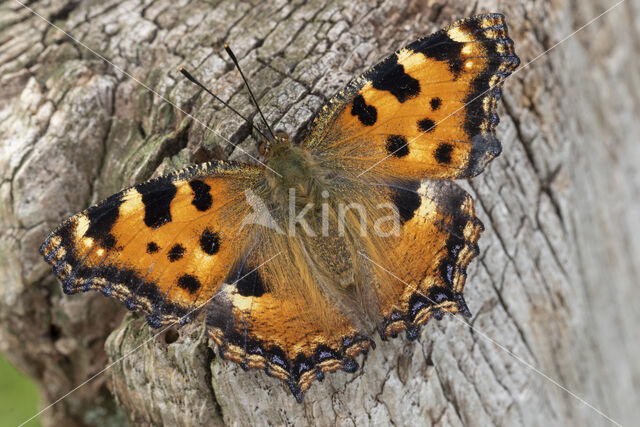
[{"left": 258, "top": 129, "right": 290, "bottom": 157}]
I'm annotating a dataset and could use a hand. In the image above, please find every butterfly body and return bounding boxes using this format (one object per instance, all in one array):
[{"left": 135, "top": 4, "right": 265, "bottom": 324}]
[
  {"left": 40, "top": 13, "right": 519, "bottom": 401},
  {"left": 255, "top": 133, "right": 408, "bottom": 334}
]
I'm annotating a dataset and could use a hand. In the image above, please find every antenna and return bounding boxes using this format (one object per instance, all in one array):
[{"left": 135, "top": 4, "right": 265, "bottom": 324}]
[
  {"left": 224, "top": 43, "right": 276, "bottom": 142},
  {"left": 178, "top": 67, "right": 270, "bottom": 142}
]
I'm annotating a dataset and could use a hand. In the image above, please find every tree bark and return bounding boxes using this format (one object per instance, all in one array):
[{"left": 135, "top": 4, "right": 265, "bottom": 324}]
[{"left": 1, "top": 0, "right": 639, "bottom": 425}]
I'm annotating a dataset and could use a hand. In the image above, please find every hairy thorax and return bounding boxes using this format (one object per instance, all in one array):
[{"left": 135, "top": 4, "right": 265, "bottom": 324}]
[{"left": 265, "top": 140, "right": 328, "bottom": 208}]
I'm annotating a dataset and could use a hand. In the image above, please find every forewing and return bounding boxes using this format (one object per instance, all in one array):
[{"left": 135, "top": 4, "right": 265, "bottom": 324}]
[
  {"left": 40, "top": 161, "right": 264, "bottom": 327},
  {"left": 303, "top": 13, "right": 519, "bottom": 180}
]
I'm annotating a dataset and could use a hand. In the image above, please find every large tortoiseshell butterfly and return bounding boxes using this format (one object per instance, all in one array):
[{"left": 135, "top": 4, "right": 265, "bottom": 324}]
[{"left": 40, "top": 14, "right": 519, "bottom": 401}]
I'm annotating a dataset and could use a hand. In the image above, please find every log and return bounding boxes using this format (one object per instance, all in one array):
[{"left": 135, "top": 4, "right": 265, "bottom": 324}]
[{"left": 1, "top": 0, "right": 639, "bottom": 425}]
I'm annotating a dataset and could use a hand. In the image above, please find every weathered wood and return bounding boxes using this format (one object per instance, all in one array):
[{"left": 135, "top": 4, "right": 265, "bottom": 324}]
[{"left": 1, "top": 0, "right": 639, "bottom": 425}]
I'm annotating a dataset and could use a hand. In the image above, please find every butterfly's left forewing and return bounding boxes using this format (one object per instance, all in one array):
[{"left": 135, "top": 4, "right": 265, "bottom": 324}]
[
  {"left": 41, "top": 158, "right": 375, "bottom": 401},
  {"left": 40, "top": 161, "right": 264, "bottom": 327}
]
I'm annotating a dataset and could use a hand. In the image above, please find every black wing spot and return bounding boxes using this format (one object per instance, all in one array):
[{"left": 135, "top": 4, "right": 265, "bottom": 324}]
[
  {"left": 189, "top": 179, "right": 213, "bottom": 211},
  {"left": 417, "top": 118, "right": 436, "bottom": 133},
  {"left": 411, "top": 31, "right": 464, "bottom": 75},
  {"left": 147, "top": 241, "right": 159, "bottom": 254},
  {"left": 200, "top": 229, "right": 221, "bottom": 255},
  {"left": 136, "top": 178, "right": 177, "bottom": 228},
  {"left": 389, "top": 184, "right": 421, "bottom": 224},
  {"left": 168, "top": 244, "right": 185, "bottom": 262},
  {"left": 85, "top": 193, "right": 123, "bottom": 245},
  {"left": 430, "top": 97, "right": 442, "bottom": 110},
  {"left": 434, "top": 143, "right": 453, "bottom": 164},
  {"left": 229, "top": 262, "right": 267, "bottom": 297},
  {"left": 101, "top": 234, "right": 116, "bottom": 249},
  {"left": 235, "top": 269, "right": 266, "bottom": 297},
  {"left": 351, "top": 94, "right": 377, "bottom": 126},
  {"left": 459, "top": 18, "right": 483, "bottom": 33},
  {"left": 177, "top": 274, "right": 201, "bottom": 293},
  {"left": 367, "top": 54, "right": 420, "bottom": 103},
  {"left": 385, "top": 135, "right": 409, "bottom": 157}
]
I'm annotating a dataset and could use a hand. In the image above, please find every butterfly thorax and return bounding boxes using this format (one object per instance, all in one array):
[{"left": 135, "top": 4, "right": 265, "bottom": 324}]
[{"left": 264, "top": 139, "right": 330, "bottom": 209}]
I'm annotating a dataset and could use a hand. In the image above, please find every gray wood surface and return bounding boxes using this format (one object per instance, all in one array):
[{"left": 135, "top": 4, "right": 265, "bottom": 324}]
[{"left": 1, "top": 0, "right": 638, "bottom": 425}]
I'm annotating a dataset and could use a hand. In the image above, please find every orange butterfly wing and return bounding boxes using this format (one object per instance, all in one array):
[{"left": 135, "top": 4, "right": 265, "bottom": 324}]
[
  {"left": 303, "top": 13, "right": 519, "bottom": 180},
  {"left": 370, "top": 181, "right": 482, "bottom": 339},
  {"left": 206, "top": 254, "right": 374, "bottom": 401},
  {"left": 40, "top": 161, "right": 263, "bottom": 327}
]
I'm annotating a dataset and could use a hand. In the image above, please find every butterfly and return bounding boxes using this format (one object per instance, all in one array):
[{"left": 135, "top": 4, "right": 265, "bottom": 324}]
[{"left": 40, "top": 13, "right": 519, "bottom": 402}]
